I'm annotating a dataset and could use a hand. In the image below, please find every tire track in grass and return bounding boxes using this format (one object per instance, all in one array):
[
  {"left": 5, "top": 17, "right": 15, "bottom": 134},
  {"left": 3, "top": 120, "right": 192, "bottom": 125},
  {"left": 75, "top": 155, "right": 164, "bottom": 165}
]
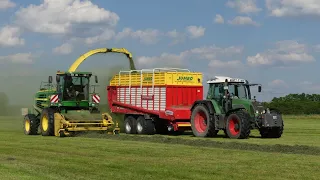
[{"left": 79, "top": 133, "right": 320, "bottom": 156}]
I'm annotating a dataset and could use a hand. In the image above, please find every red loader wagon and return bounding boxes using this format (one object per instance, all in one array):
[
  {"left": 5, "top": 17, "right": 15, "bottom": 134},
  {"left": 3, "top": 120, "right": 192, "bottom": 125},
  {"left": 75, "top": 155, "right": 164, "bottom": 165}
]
[{"left": 107, "top": 68, "right": 203, "bottom": 135}]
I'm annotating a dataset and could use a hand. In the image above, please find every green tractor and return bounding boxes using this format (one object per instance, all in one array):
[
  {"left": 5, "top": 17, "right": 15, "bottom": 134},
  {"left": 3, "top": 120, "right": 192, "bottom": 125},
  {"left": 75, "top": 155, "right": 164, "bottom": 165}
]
[
  {"left": 23, "top": 71, "right": 119, "bottom": 137},
  {"left": 190, "top": 76, "right": 284, "bottom": 139}
]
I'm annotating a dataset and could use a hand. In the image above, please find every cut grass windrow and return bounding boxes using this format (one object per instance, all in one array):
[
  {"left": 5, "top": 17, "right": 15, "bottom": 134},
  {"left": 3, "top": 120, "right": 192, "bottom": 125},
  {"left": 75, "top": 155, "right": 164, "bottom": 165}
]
[{"left": 79, "top": 133, "right": 320, "bottom": 156}]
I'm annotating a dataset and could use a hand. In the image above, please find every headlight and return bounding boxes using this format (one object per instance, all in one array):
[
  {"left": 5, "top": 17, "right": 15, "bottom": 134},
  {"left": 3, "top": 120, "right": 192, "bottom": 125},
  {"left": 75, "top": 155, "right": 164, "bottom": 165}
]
[
  {"left": 256, "top": 110, "right": 259, "bottom": 114},
  {"left": 262, "top": 110, "right": 266, "bottom": 114}
]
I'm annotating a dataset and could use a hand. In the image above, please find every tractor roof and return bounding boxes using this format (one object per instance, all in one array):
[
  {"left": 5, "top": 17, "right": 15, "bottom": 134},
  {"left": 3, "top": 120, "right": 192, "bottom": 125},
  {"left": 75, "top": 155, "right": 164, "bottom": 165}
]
[{"left": 207, "top": 76, "right": 248, "bottom": 84}]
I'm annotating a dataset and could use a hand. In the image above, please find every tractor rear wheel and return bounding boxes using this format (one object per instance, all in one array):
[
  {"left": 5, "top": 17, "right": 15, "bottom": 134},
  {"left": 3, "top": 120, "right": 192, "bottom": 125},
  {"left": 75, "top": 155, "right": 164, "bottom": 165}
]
[
  {"left": 40, "top": 108, "right": 55, "bottom": 136},
  {"left": 124, "top": 115, "right": 137, "bottom": 134},
  {"left": 225, "top": 110, "right": 251, "bottom": 139},
  {"left": 136, "top": 116, "right": 155, "bottom": 135},
  {"left": 24, "top": 114, "right": 39, "bottom": 135},
  {"left": 190, "top": 104, "right": 217, "bottom": 137}
]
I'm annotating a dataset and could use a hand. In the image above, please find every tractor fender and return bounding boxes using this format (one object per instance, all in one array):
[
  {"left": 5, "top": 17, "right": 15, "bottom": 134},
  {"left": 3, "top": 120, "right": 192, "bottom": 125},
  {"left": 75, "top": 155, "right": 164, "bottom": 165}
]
[
  {"left": 190, "top": 100, "right": 215, "bottom": 114},
  {"left": 226, "top": 107, "right": 246, "bottom": 116},
  {"left": 232, "top": 104, "right": 246, "bottom": 110}
]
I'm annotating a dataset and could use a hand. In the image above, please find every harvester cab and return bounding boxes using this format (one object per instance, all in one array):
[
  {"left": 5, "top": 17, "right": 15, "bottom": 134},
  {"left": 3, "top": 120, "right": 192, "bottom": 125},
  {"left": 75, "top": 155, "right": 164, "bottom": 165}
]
[{"left": 190, "top": 76, "right": 284, "bottom": 139}]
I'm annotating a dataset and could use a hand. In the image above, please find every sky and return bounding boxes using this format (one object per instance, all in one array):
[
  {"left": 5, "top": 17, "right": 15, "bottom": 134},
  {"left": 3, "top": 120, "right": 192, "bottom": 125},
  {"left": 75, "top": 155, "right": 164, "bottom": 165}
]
[{"left": 0, "top": 0, "right": 319, "bottom": 105}]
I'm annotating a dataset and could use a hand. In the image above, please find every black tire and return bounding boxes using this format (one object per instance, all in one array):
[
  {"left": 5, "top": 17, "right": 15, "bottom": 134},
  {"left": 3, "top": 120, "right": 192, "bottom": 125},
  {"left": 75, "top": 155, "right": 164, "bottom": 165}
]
[
  {"left": 136, "top": 116, "right": 155, "bottom": 135},
  {"left": 190, "top": 104, "right": 217, "bottom": 137},
  {"left": 225, "top": 110, "right": 251, "bottom": 139},
  {"left": 24, "top": 114, "right": 39, "bottom": 135},
  {"left": 124, "top": 115, "right": 137, "bottom": 134},
  {"left": 40, "top": 108, "right": 55, "bottom": 136}
]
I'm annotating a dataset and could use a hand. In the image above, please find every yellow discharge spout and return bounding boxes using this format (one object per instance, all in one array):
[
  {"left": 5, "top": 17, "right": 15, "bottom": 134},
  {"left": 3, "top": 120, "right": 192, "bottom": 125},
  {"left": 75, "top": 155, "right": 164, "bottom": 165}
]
[{"left": 68, "top": 48, "right": 136, "bottom": 73}]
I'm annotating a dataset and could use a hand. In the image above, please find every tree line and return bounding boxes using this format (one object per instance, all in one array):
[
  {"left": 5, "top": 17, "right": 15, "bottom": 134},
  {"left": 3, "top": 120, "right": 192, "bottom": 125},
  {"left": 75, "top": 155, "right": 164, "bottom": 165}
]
[{"left": 263, "top": 93, "right": 320, "bottom": 115}]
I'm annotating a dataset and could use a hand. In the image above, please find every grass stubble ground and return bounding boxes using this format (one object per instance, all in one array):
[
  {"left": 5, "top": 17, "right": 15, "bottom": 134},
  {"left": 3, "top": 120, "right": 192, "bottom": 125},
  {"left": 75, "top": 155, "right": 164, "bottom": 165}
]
[{"left": 0, "top": 115, "right": 319, "bottom": 180}]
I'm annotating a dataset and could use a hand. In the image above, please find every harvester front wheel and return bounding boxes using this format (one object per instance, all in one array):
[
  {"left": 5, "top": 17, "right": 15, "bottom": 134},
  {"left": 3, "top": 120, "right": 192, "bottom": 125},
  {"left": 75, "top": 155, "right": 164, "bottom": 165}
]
[
  {"left": 40, "top": 108, "right": 55, "bottom": 136},
  {"left": 190, "top": 104, "right": 217, "bottom": 137},
  {"left": 124, "top": 115, "right": 137, "bottom": 134},
  {"left": 136, "top": 116, "right": 155, "bottom": 135},
  {"left": 24, "top": 114, "right": 39, "bottom": 135},
  {"left": 225, "top": 110, "right": 251, "bottom": 139}
]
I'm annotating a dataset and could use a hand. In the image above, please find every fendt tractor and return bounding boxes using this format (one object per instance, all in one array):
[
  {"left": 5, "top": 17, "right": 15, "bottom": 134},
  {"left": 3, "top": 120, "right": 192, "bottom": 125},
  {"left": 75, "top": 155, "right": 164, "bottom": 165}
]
[
  {"left": 23, "top": 48, "right": 135, "bottom": 137},
  {"left": 190, "top": 76, "right": 284, "bottom": 139},
  {"left": 107, "top": 68, "right": 284, "bottom": 139}
]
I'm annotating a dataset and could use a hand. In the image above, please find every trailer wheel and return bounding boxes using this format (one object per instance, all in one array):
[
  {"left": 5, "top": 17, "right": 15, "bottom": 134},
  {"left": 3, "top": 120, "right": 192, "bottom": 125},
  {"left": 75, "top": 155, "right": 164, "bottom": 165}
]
[
  {"left": 24, "top": 114, "right": 39, "bottom": 135},
  {"left": 136, "top": 116, "right": 155, "bottom": 135},
  {"left": 124, "top": 115, "right": 137, "bottom": 134},
  {"left": 225, "top": 109, "right": 251, "bottom": 139},
  {"left": 40, "top": 108, "right": 55, "bottom": 136},
  {"left": 190, "top": 104, "right": 216, "bottom": 137}
]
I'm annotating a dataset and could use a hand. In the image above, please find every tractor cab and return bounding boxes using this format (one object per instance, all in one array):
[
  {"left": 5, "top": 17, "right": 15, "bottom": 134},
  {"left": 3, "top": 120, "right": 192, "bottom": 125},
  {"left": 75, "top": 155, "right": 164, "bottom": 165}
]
[{"left": 206, "top": 76, "right": 261, "bottom": 117}]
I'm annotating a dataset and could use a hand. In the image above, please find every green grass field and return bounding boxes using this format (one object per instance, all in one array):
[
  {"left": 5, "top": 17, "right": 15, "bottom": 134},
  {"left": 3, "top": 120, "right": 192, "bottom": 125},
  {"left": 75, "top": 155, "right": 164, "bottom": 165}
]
[{"left": 0, "top": 115, "right": 319, "bottom": 180}]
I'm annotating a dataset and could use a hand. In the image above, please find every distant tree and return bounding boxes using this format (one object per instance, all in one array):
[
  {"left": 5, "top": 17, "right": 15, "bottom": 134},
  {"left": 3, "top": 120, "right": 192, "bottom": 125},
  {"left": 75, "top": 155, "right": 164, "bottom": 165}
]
[
  {"left": 264, "top": 93, "right": 320, "bottom": 115},
  {"left": 0, "top": 92, "right": 9, "bottom": 116}
]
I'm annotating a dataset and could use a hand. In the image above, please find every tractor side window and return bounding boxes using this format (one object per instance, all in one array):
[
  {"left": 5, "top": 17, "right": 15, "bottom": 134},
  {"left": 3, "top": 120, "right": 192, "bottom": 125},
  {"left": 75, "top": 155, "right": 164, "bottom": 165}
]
[
  {"left": 228, "top": 85, "right": 236, "bottom": 97},
  {"left": 213, "top": 84, "right": 222, "bottom": 99},
  {"left": 237, "top": 85, "right": 248, "bottom": 99}
]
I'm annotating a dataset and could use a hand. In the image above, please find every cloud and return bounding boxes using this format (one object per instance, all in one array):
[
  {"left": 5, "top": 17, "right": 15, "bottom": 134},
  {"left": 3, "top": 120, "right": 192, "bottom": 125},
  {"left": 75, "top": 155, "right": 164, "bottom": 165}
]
[
  {"left": 214, "top": 14, "right": 224, "bottom": 24},
  {"left": 136, "top": 45, "right": 244, "bottom": 68},
  {"left": 0, "top": 0, "right": 15, "bottom": 10},
  {"left": 14, "top": 0, "right": 119, "bottom": 35},
  {"left": 266, "top": 0, "right": 320, "bottom": 17},
  {"left": 226, "top": 0, "right": 262, "bottom": 14},
  {"left": 52, "top": 43, "right": 73, "bottom": 55},
  {"left": 247, "top": 40, "right": 315, "bottom": 66},
  {"left": 84, "top": 29, "right": 115, "bottom": 45},
  {"left": 228, "top": 16, "right": 260, "bottom": 26},
  {"left": 268, "top": 79, "right": 288, "bottom": 88},
  {"left": 115, "top": 28, "right": 161, "bottom": 44},
  {"left": 0, "top": 53, "right": 34, "bottom": 64},
  {"left": 0, "top": 25, "right": 25, "bottom": 47},
  {"left": 185, "top": 26, "right": 205, "bottom": 39}
]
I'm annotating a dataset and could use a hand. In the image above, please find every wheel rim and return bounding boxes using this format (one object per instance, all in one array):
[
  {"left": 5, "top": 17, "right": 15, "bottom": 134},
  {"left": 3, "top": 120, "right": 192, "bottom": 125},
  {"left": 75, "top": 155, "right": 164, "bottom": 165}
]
[
  {"left": 229, "top": 118, "right": 240, "bottom": 136},
  {"left": 42, "top": 115, "right": 49, "bottom": 131},
  {"left": 25, "top": 120, "right": 30, "bottom": 132},
  {"left": 125, "top": 122, "right": 131, "bottom": 132},
  {"left": 194, "top": 111, "right": 207, "bottom": 133},
  {"left": 137, "top": 122, "right": 142, "bottom": 132}
]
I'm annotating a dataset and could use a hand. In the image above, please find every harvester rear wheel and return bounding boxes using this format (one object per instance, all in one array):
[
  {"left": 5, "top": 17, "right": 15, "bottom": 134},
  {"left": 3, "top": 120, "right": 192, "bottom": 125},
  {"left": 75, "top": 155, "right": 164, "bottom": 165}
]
[
  {"left": 40, "top": 108, "right": 55, "bottom": 136},
  {"left": 124, "top": 115, "right": 137, "bottom": 134},
  {"left": 23, "top": 114, "right": 39, "bottom": 135},
  {"left": 225, "top": 110, "right": 251, "bottom": 139},
  {"left": 136, "top": 116, "right": 155, "bottom": 135},
  {"left": 190, "top": 104, "right": 217, "bottom": 137}
]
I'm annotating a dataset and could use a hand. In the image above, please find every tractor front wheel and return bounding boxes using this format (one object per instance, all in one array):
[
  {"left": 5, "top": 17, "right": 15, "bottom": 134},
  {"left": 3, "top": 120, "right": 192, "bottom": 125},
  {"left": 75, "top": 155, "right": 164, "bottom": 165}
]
[
  {"left": 225, "top": 110, "right": 251, "bottom": 139},
  {"left": 190, "top": 104, "right": 217, "bottom": 137},
  {"left": 40, "top": 108, "right": 55, "bottom": 136},
  {"left": 24, "top": 114, "right": 39, "bottom": 135}
]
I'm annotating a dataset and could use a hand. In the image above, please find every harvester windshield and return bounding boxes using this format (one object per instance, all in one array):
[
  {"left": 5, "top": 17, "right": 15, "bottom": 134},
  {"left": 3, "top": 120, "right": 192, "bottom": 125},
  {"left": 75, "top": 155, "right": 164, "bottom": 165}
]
[{"left": 57, "top": 73, "right": 91, "bottom": 101}]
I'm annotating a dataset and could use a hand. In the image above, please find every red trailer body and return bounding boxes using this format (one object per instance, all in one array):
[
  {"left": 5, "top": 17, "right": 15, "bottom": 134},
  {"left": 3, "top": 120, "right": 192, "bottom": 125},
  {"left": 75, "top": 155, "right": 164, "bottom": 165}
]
[{"left": 107, "top": 68, "right": 203, "bottom": 132}]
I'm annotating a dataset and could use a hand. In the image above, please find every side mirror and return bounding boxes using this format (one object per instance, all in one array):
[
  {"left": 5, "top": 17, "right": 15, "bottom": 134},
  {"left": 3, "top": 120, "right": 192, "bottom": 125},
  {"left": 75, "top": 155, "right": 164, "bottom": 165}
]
[
  {"left": 95, "top": 75, "right": 98, "bottom": 83},
  {"left": 48, "top": 76, "right": 52, "bottom": 83},
  {"left": 258, "top": 85, "right": 261, "bottom": 92},
  {"left": 56, "top": 75, "right": 60, "bottom": 83}
]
